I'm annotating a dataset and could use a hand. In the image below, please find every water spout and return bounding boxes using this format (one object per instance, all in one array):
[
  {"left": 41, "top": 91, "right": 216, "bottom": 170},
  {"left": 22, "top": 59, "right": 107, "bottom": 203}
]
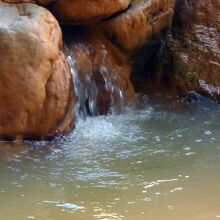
[{"left": 64, "top": 30, "right": 135, "bottom": 121}]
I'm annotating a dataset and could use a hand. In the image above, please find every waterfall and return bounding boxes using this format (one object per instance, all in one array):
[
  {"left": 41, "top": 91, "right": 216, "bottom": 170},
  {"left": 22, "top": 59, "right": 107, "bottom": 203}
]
[{"left": 65, "top": 41, "right": 127, "bottom": 122}]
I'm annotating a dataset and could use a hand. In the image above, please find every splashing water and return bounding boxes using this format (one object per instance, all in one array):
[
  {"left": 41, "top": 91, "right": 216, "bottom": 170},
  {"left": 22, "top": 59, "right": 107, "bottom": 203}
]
[
  {"left": 0, "top": 95, "right": 220, "bottom": 220},
  {"left": 65, "top": 42, "right": 126, "bottom": 121}
]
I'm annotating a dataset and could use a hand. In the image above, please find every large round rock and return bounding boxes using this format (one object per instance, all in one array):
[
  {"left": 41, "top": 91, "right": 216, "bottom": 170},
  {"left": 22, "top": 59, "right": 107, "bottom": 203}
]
[
  {"left": 0, "top": 1, "right": 74, "bottom": 140},
  {"left": 45, "top": 0, "right": 131, "bottom": 24},
  {"left": 101, "top": 0, "right": 175, "bottom": 51}
]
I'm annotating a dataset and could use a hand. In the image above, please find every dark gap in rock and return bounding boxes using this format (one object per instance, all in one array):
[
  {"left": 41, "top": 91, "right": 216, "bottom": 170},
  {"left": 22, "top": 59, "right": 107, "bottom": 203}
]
[{"left": 61, "top": 25, "right": 88, "bottom": 43}]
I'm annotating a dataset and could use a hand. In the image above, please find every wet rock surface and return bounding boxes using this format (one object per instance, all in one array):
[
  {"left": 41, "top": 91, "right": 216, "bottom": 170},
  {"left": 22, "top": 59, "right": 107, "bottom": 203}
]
[
  {"left": 0, "top": 1, "right": 75, "bottom": 140},
  {"left": 137, "top": 0, "right": 220, "bottom": 100},
  {"left": 166, "top": 0, "right": 220, "bottom": 99}
]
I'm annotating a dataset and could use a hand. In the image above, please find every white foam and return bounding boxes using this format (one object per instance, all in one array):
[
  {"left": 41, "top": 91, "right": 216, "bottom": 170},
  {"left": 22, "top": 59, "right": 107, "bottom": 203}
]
[{"left": 74, "top": 116, "right": 122, "bottom": 141}]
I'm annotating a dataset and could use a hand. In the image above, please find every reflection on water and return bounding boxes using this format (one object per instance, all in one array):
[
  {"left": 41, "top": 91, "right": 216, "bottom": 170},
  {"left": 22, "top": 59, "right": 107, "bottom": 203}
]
[{"left": 0, "top": 95, "right": 220, "bottom": 220}]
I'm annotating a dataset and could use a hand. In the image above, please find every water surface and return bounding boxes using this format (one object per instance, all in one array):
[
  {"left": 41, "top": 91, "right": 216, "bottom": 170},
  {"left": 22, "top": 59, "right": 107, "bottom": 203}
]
[{"left": 0, "top": 95, "right": 220, "bottom": 220}]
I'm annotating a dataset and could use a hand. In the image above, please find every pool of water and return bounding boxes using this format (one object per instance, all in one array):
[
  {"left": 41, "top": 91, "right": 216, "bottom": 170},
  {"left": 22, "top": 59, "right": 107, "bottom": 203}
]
[{"left": 0, "top": 94, "right": 220, "bottom": 220}]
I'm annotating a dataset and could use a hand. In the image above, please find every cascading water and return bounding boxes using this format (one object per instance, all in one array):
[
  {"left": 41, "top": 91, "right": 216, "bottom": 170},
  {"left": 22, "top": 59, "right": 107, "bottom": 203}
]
[
  {"left": 66, "top": 45, "right": 98, "bottom": 120},
  {"left": 65, "top": 41, "right": 126, "bottom": 121}
]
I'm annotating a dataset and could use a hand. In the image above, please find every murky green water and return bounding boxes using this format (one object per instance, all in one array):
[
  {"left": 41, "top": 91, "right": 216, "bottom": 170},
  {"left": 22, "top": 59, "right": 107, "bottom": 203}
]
[{"left": 0, "top": 95, "right": 220, "bottom": 220}]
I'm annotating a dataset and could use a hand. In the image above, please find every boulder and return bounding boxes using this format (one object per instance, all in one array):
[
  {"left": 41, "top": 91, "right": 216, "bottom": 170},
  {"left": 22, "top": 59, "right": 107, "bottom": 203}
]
[
  {"left": 101, "top": 0, "right": 175, "bottom": 51},
  {"left": 132, "top": 0, "right": 220, "bottom": 100},
  {"left": 63, "top": 27, "right": 136, "bottom": 116},
  {"left": 0, "top": 1, "right": 75, "bottom": 140},
  {"left": 159, "top": 0, "right": 220, "bottom": 99},
  {"left": 45, "top": 0, "right": 131, "bottom": 24}
]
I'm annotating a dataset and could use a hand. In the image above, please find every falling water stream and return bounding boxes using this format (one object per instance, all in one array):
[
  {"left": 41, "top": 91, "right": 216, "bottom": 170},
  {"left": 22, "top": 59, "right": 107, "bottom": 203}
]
[
  {"left": 64, "top": 32, "right": 127, "bottom": 119},
  {"left": 0, "top": 46, "right": 220, "bottom": 220}
]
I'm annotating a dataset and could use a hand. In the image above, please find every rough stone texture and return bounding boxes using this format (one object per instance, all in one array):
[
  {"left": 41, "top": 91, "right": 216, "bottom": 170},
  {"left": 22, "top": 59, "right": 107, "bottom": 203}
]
[
  {"left": 101, "top": 0, "right": 175, "bottom": 51},
  {"left": 46, "top": 0, "right": 131, "bottom": 24},
  {"left": 0, "top": 1, "right": 74, "bottom": 140},
  {"left": 64, "top": 27, "right": 136, "bottom": 115},
  {"left": 132, "top": 0, "right": 220, "bottom": 100},
  {"left": 160, "top": 0, "right": 220, "bottom": 99}
]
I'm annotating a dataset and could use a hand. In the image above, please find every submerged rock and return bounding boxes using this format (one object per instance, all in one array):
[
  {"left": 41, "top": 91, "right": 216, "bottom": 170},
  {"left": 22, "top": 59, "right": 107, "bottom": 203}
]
[
  {"left": 0, "top": 1, "right": 75, "bottom": 140},
  {"left": 63, "top": 27, "right": 136, "bottom": 116}
]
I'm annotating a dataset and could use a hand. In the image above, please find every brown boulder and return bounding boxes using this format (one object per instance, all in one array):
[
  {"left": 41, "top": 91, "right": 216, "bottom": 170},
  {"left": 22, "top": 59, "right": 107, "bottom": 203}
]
[
  {"left": 45, "top": 0, "right": 131, "bottom": 24},
  {"left": 63, "top": 27, "right": 136, "bottom": 116},
  {"left": 132, "top": 0, "right": 220, "bottom": 100},
  {"left": 0, "top": 1, "right": 75, "bottom": 140},
  {"left": 160, "top": 0, "right": 220, "bottom": 99},
  {"left": 101, "top": 0, "right": 175, "bottom": 51}
]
